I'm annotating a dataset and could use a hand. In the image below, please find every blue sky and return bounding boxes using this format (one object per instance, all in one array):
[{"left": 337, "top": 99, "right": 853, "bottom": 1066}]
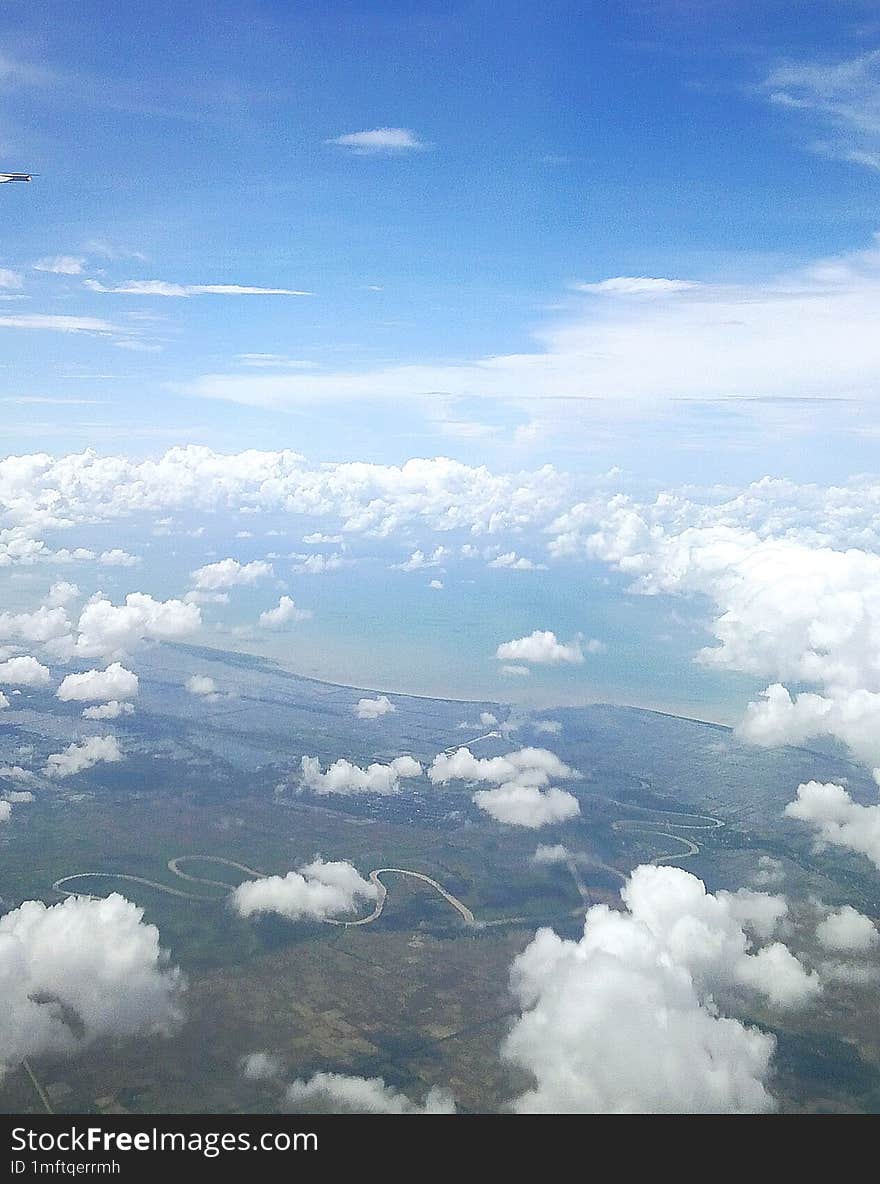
[
  {"left": 2, "top": 1, "right": 880, "bottom": 479},
  {"left": 5, "top": 4, "right": 880, "bottom": 719}
]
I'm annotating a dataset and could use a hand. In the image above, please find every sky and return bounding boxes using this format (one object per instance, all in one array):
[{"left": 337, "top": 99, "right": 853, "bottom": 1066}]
[
  {"left": 1, "top": 1, "right": 880, "bottom": 479},
  {"left": 7, "top": 4, "right": 880, "bottom": 1115},
  {"left": 3, "top": 2, "right": 880, "bottom": 723}
]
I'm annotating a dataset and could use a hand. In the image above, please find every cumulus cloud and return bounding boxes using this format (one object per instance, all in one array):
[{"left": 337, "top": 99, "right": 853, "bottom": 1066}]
[
  {"left": 82, "top": 700, "right": 135, "bottom": 720},
  {"left": 44, "top": 581, "right": 79, "bottom": 607},
  {"left": 0, "top": 655, "right": 51, "bottom": 686},
  {"left": 284, "top": 1072, "right": 455, "bottom": 1113},
  {"left": 230, "top": 858, "right": 377, "bottom": 922},
  {"left": 816, "top": 905, "right": 879, "bottom": 952},
  {"left": 0, "top": 447, "right": 569, "bottom": 541},
  {"left": 0, "top": 893, "right": 182, "bottom": 1074},
  {"left": 0, "top": 800, "right": 10, "bottom": 823},
  {"left": 191, "top": 558, "right": 273, "bottom": 590},
  {"left": 56, "top": 662, "right": 138, "bottom": 703},
  {"left": 185, "top": 675, "right": 217, "bottom": 696},
  {"left": 0, "top": 691, "right": 8, "bottom": 710},
  {"left": 502, "top": 865, "right": 818, "bottom": 1113},
  {"left": 495, "top": 630, "right": 585, "bottom": 665},
  {"left": 532, "top": 719, "right": 562, "bottom": 735},
  {"left": 488, "top": 551, "right": 546, "bottom": 571},
  {"left": 428, "top": 746, "right": 577, "bottom": 788},
  {"left": 298, "top": 755, "right": 422, "bottom": 796},
  {"left": 258, "top": 595, "right": 311, "bottom": 629},
  {"left": 0, "top": 605, "right": 71, "bottom": 644},
  {"left": 70, "top": 593, "right": 201, "bottom": 660},
  {"left": 355, "top": 695, "right": 395, "bottom": 720},
  {"left": 391, "top": 546, "right": 450, "bottom": 572},
  {"left": 289, "top": 551, "right": 348, "bottom": 575},
  {"left": 241, "top": 1051, "right": 283, "bottom": 1081},
  {"left": 785, "top": 780, "right": 880, "bottom": 871},
  {"left": 98, "top": 548, "right": 140, "bottom": 567},
  {"left": 530, "top": 844, "right": 570, "bottom": 866},
  {"left": 44, "top": 735, "right": 123, "bottom": 778},
  {"left": 739, "top": 684, "right": 880, "bottom": 769},
  {"left": 429, "top": 746, "right": 580, "bottom": 828},
  {"left": 473, "top": 784, "right": 580, "bottom": 828}
]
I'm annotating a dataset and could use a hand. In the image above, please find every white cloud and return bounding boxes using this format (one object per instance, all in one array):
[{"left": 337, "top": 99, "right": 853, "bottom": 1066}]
[
  {"left": 191, "top": 558, "right": 273, "bottom": 590},
  {"left": 71, "top": 593, "right": 201, "bottom": 660},
  {"left": 98, "top": 548, "right": 140, "bottom": 567},
  {"left": 0, "top": 800, "right": 10, "bottom": 823},
  {"left": 573, "top": 276, "right": 699, "bottom": 295},
  {"left": 284, "top": 1072, "right": 455, "bottom": 1113},
  {"left": 299, "top": 755, "right": 422, "bottom": 796},
  {"left": 84, "top": 279, "right": 312, "bottom": 297},
  {"left": 0, "top": 604, "right": 71, "bottom": 644},
  {"left": 429, "top": 746, "right": 580, "bottom": 828},
  {"left": 326, "top": 128, "right": 425, "bottom": 154},
  {"left": 44, "top": 581, "right": 79, "bottom": 607},
  {"left": 82, "top": 700, "right": 135, "bottom": 720},
  {"left": 56, "top": 662, "right": 138, "bottom": 703},
  {"left": 532, "top": 719, "right": 562, "bottom": 735},
  {"left": 785, "top": 780, "right": 880, "bottom": 871},
  {"left": 185, "top": 675, "right": 217, "bottom": 697},
  {"left": 0, "top": 893, "right": 182, "bottom": 1073},
  {"left": 241, "top": 1051, "right": 283, "bottom": 1081},
  {"left": 0, "top": 448, "right": 569, "bottom": 541},
  {"left": 530, "top": 844, "right": 570, "bottom": 866},
  {"left": 0, "top": 655, "right": 51, "bottom": 686},
  {"left": 816, "top": 905, "right": 879, "bottom": 953},
  {"left": 473, "top": 784, "right": 580, "bottom": 828},
  {"left": 44, "top": 735, "right": 123, "bottom": 779},
  {"left": 428, "top": 746, "right": 577, "bottom": 787},
  {"left": 33, "top": 255, "right": 86, "bottom": 275},
  {"left": 503, "top": 865, "right": 818, "bottom": 1113},
  {"left": 258, "top": 595, "right": 311, "bottom": 629},
  {"left": 230, "top": 858, "right": 378, "bottom": 922},
  {"left": 355, "top": 695, "right": 395, "bottom": 720},
  {"left": 495, "top": 630, "right": 585, "bottom": 665},
  {"left": 488, "top": 551, "right": 546, "bottom": 571},
  {"left": 290, "top": 552, "right": 348, "bottom": 575},
  {"left": 392, "top": 546, "right": 450, "bottom": 572},
  {"left": 763, "top": 50, "right": 880, "bottom": 169},
  {"left": 176, "top": 237, "right": 880, "bottom": 408},
  {"left": 0, "top": 268, "right": 23, "bottom": 289},
  {"left": 0, "top": 314, "right": 119, "bottom": 334},
  {"left": 0, "top": 691, "right": 9, "bottom": 710}
]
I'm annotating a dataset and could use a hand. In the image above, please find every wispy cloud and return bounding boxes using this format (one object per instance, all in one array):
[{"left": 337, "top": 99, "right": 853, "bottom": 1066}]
[
  {"left": 177, "top": 237, "right": 880, "bottom": 409},
  {"left": 235, "top": 354, "right": 318, "bottom": 369},
  {"left": 0, "top": 268, "right": 23, "bottom": 289},
  {"left": 33, "top": 256, "right": 86, "bottom": 275},
  {"left": 84, "top": 279, "right": 312, "bottom": 297},
  {"left": 0, "top": 313, "right": 118, "bottom": 334},
  {"left": 763, "top": 49, "right": 880, "bottom": 169},
  {"left": 326, "top": 127, "right": 425, "bottom": 154}
]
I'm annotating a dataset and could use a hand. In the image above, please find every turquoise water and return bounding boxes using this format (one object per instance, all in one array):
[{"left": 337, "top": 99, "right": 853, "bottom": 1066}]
[{"left": 3, "top": 517, "right": 765, "bottom": 726}]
